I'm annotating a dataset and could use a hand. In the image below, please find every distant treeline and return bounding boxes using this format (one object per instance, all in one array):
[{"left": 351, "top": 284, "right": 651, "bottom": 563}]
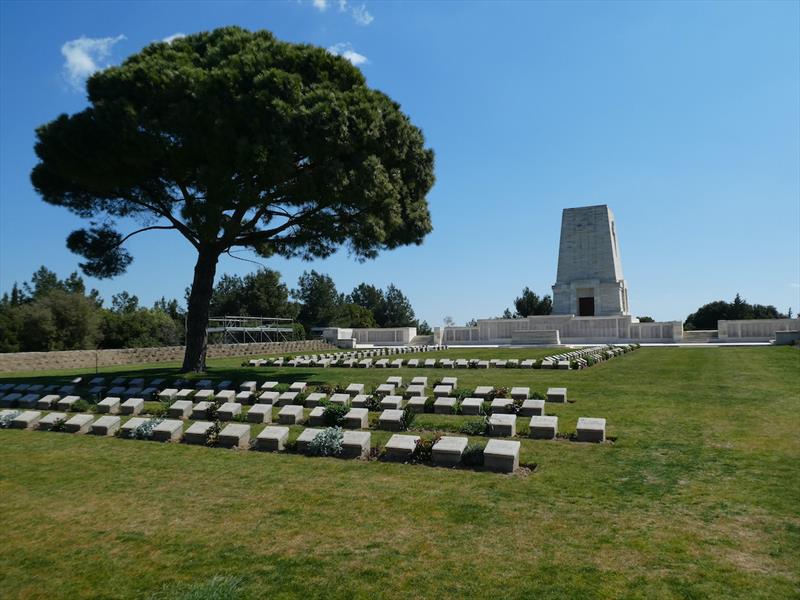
[{"left": 0, "top": 267, "right": 428, "bottom": 353}]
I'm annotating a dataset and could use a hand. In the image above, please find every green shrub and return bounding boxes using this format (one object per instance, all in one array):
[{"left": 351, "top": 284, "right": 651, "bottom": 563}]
[
  {"left": 321, "top": 401, "right": 349, "bottom": 426},
  {"left": 462, "top": 442, "right": 485, "bottom": 466},
  {"left": 0, "top": 411, "right": 20, "bottom": 428},
  {"left": 399, "top": 405, "right": 416, "bottom": 430},
  {"left": 308, "top": 427, "right": 344, "bottom": 457},
  {"left": 459, "top": 417, "right": 489, "bottom": 436},
  {"left": 530, "top": 391, "right": 545, "bottom": 400},
  {"left": 316, "top": 383, "right": 336, "bottom": 395},
  {"left": 49, "top": 417, "right": 67, "bottom": 432},
  {"left": 452, "top": 387, "right": 471, "bottom": 400},
  {"left": 411, "top": 434, "right": 441, "bottom": 462},
  {"left": 423, "top": 397, "right": 435, "bottom": 413},
  {"left": 533, "top": 360, "right": 542, "bottom": 369},
  {"left": 72, "top": 398, "right": 91, "bottom": 412},
  {"left": 364, "top": 395, "right": 382, "bottom": 411},
  {"left": 492, "top": 386, "right": 509, "bottom": 399},
  {"left": 131, "top": 417, "right": 163, "bottom": 440},
  {"left": 149, "top": 404, "right": 167, "bottom": 417},
  {"left": 205, "top": 422, "right": 221, "bottom": 447}
]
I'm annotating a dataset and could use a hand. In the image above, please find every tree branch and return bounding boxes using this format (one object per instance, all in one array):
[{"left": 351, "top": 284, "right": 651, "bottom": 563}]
[{"left": 116, "top": 225, "right": 176, "bottom": 247}]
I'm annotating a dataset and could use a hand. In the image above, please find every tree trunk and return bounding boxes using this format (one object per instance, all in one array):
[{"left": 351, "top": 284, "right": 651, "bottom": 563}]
[{"left": 181, "top": 247, "right": 220, "bottom": 372}]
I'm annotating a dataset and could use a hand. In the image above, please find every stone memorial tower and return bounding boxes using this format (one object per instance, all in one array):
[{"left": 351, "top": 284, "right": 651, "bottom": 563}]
[{"left": 552, "top": 204, "right": 629, "bottom": 316}]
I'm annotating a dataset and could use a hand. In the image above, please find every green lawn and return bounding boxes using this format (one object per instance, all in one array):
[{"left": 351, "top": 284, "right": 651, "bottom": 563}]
[{"left": 1, "top": 347, "right": 798, "bottom": 599}]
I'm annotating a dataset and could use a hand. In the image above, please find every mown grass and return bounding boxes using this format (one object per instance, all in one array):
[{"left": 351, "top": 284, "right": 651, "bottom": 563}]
[{"left": 0, "top": 347, "right": 798, "bottom": 599}]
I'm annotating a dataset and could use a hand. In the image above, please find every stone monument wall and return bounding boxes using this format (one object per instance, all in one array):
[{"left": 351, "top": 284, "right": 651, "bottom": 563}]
[{"left": 0, "top": 339, "right": 334, "bottom": 373}]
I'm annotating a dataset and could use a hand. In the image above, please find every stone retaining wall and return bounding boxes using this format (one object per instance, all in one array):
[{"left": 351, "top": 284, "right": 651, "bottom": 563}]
[{"left": 0, "top": 340, "right": 334, "bottom": 373}]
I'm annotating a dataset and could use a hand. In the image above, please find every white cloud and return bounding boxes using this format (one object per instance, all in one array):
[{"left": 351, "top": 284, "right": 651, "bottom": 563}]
[
  {"left": 61, "top": 34, "right": 125, "bottom": 91},
  {"left": 338, "top": 0, "right": 348, "bottom": 11},
  {"left": 327, "top": 42, "right": 368, "bottom": 66},
  {"left": 313, "top": 0, "right": 329, "bottom": 10},
  {"left": 351, "top": 4, "right": 374, "bottom": 25},
  {"left": 163, "top": 32, "right": 186, "bottom": 44}
]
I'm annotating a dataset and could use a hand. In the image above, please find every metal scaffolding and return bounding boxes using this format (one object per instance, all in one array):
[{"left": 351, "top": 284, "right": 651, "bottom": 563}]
[{"left": 206, "top": 316, "right": 295, "bottom": 344}]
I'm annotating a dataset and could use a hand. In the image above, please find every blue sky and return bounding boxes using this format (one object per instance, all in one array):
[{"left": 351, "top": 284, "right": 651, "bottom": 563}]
[{"left": 1, "top": 0, "right": 798, "bottom": 325}]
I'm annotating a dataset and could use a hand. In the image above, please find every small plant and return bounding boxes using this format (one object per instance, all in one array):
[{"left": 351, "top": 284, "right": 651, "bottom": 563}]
[
  {"left": 364, "top": 395, "right": 382, "bottom": 412},
  {"left": 308, "top": 426, "right": 344, "bottom": 457},
  {"left": 149, "top": 404, "right": 167, "bottom": 417},
  {"left": 399, "top": 405, "right": 416, "bottom": 431},
  {"left": 570, "top": 360, "right": 579, "bottom": 369},
  {"left": 492, "top": 386, "right": 509, "bottom": 399},
  {"left": 532, "top": 360, "right": 542, "bottom": 369},
  {"left": 411, "top": 434, "right": 441, "bottom": 463},
  {"left": 316, "top": 383, "right": 336, "bottom": 395},
  {"left": 275, "top": 383, "right": 290, "bottom": 393},
  {"left": 0, "top": 411, "right": 20, "bottom": 428},
  {"left": 321, "top": 401, "right": 349, "bottom": 427},
  {"left": 72, "top": 398, "right": 91, "bottom": 413},
  {"left": 423, "top": 396, "right": 435, "bottom": 413},
  {"left": 50, "top": 417, "right": 67, "bottom": 432},
  {"left": 452, "top": 387, "right": 471, "bottom": 401},
  {"left": 530, "top": 391, "right": 545, "bottom": 400},
  {"left": 462, "top": 442, "right": 485, "bottom": 467},
  {"left": 205, "top": 422, "right": 221, "bottom": 446},
  {"left": 131, "top": 417, "right": 163, "bottom": 440},
  {"left": 232, "top": 413, "right": 248, "bottom": 423},
  {"left": 459, "top": 417, "right": 489, "bottom": 436}
]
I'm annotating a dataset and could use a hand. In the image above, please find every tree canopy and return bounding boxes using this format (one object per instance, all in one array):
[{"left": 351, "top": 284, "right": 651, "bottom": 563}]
[
  {"left": 513, "top": 287, "right": 553, "bottom": 317},
  {"left": 684, "top": 294, "right": 789, "bottom": 330},
  {"left": 31, "top": 26, "right": 435, "bottom": 371}
]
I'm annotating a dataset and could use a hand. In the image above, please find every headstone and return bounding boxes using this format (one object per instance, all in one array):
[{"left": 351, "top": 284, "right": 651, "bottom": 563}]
[
  {"left": 152, "top": 419, "right": 183, "bottom": 442},
  {"left": 510, "top": 387, "right": 530, "bottom": 400},
  {"left": 384, "top": 434, "right": 420, "bottom": 460},
  {"left": 304, "top": 392, "right": 327, "bottom": 407},
  {"left": 296, "top": 428, "right": 324, "bottom": 454},
  {"left": 37, "top": 395, "right": 60, "bottom": 410},
  {"left": 191, "top": 402, "right": 213, "bottom": 420},
  {"left": 341, "top": 430, "right": 371, "bottom": 458},
  {"left": 277, "top": 391, "right": 298, "bottom": 406},
  {"left": 278, "top": 404, "right": 304, "bottom": 425},
  {"left": 386, "top": 376, "right": 403, "bottom": 387},
  {"left": 91, "top": 415, "right": 121, "bottom": 436},
  {"left": 308, "top": 406, "right": 326, "bottom": 426},
  {"left": 529, "top": 415, "right": 558, "bottom": 439},
  {"left": 329, "top": 393, "right": 350, "bottom": 407},
  {"left": 410, "top": 376, "right": 427, "bottom": 386},
  {"left": 120, "top": 398, "right": 144, "bottom": 416},
  {"left": 473, "top": 386, "right": 493, "bottom": 399},
  {"left": 247, "top": 403, "right": 272, "bottom": 424},
  {"left": 158, "top": 389, "right": 178, "bottom": 402},
  {"left": 218, "top": 423, "right": 250, "bottom": 449},
  {"left": 432, "top": 436, "right": 468, "bottom": 466},
  {"left": 433, "top": 397, "right": 457, "bottom": 414},
  {"left": 289, "top": 382, "right": 307, "bottom": 392},
  {"left": 168, "top": 400, "right": 193, "bottom": 419},
  {"left": 120, "top": 417, "right": 148, "bottom": 437},
  {"left": 519, "top": 399, "right": 545, "bottom": 417},
  {"left": 56, "top": 396, "right": 80, "bottom": 411},
  {"left": 488, "top": 413, "right": 516, "bottom": 436},
  {"left": 483, "top": 439, "right": 520, "bottom": 473},
  {"left": 433, "top": 385, "right": 453, "bottom": 398},
  {"left": 406, "top": 396, "right": 427, "bottom": 413},
  {"left": 216, "top": 390, "right": 236, "bottom": 402},
  {"left": 490, "top": 398, "right": 514, "bottom": 414},
  {"left": 460, "top": 398, "right": 484, "bottom": 416},
  {"left": 256, "top": 426, "right": 290, "bottom": 451},
  {"left": 239, "top": 381, "right": 257, "bottom": 393},
  {"left": 260, "top": 381, "right": 279, "bottom": 391},
  {"left": 11, "top": 410, "right": 41, "bottom": 430},
  {"left": 378, "top": 409, "right": 404, "bottom": 431},
  {"left": 441, "top": 377, "right": 458, "bottom": 388},
  {"left": 235, "top": 391, "right": 254, "bottom": 404},
  {"left": 375, "top": 384, "right": 395, "bottom": 397},
  {"left": 546, "top": 387, "right": 567, "bottom": 403},
  {"left": 380, "top": 395, "right": 404, "bottom": 410},
  {"left": 175, "top": 389, "right": 195, "bottom": 400},
  {"left": 184, "top": 421, "right": 215, "bottom": 445},
  {"left": 576, "top": 417, "right": 606, "bottom": 442},
  {"left": 345, "top": 383, "right": 365, "bottom": 396},
  {"left": 64, "top": 414, "right": 94, "bottom": 434},
  {"left": 258, "top": 391, "right": 280, "bottom": 405},
  {"left": 38, "top": 412, "right": 67, "bottom": 431},
  {"left": 216, "top": 402, "right": 242, "bottom": 421},
  {"left": 343, "top": 408, "right": 369, "bottom": 429},
  {"left": 97, "top": 397, "right": 121, "bottom": 414}
]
